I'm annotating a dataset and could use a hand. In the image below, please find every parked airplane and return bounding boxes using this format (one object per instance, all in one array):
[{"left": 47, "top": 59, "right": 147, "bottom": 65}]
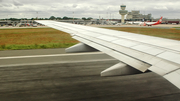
[
  {"left": 127, "top": 19, "right": 144, "bottom": 25},
  {"left": 140, "top": 17, "right": 163, "bottom": 26},
  {"left": 36, "top": 20, "right": 180, "bottom": 89},
  {"left": 127, "top": 21, "right": 143, "bottom": 25},
  {"left": 127, "top": 17, "right": 163, "bottom": 26},
  {"left": 25, "top": 23, "right": 31, "bottom": 26}
]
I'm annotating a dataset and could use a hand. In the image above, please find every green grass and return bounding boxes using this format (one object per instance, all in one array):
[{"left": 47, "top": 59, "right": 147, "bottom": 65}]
[
  {"left": 0, "top": 28, "right": 79, "bottom": 50},
  {"left": 0, "top": 43, "right": 76, "bottom": 50},
  {"left": 104, "top": 27, "right": 180, "bottom": 40}
]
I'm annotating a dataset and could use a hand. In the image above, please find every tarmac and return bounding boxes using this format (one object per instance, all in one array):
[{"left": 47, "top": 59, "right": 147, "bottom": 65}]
[
  {"left": 0, "top": 24, "right": 180, "bottom": 29},
  {"left": 90, "top": 24, "right": 180, "bottom": 29},
  {"left": 0, "top": 48, "right": 180, "bottom": 101}
]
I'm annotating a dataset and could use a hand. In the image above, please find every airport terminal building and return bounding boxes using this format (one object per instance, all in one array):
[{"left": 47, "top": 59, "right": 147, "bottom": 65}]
[{"left": 126, "top": 10, "right": 152, "bottom": 21}]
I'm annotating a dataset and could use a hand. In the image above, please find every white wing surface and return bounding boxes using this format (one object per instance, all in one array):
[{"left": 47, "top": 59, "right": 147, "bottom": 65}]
[{"left": 36, "top": 20, "right": 180, "bottom": 89}]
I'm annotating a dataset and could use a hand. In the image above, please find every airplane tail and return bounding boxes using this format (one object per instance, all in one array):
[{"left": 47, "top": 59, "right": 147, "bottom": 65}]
[{"left": 157, "top": 17, "right": 163, "bottom": 24}]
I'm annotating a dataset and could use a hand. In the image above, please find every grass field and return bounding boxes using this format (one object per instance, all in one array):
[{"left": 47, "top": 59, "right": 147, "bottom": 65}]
[
  {"left": 104, "top": 27, "right": 180, "bottom": 40},
  {"left": 0, "top": 27, "right": 180, "bottom": 50},
  {"left": 0, "top": 28, "right": 79, "bottom": 50}
]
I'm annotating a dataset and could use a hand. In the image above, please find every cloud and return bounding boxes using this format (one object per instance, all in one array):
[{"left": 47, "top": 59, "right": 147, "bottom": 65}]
[
  {"left": 72, "top": 4, "right": 78, "bottom": 8},
  {"left": 13, "top": 0, "right": 23, "bottom": 6},
  {"left": 0, "top": 4, "right": 12, "bottom": 7},
  {"left": 153, "top": 6, "right": 168, "bottom": 10},
  {"left": 0, "top": 0, "right": 180, "bottom": 19}
]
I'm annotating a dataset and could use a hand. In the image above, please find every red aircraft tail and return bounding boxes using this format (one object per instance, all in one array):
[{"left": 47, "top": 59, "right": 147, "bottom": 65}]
[{"left": 157, "top": 17, "right": 163, "bottom": 24}]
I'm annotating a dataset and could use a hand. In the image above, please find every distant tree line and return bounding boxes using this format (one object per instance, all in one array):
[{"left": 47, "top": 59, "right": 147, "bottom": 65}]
[
  {"left": 0, "top": 16, "right": 93, "bottom": 21},
  {"left": 49, "top": 16, "right": 93, "bottom": 20}
]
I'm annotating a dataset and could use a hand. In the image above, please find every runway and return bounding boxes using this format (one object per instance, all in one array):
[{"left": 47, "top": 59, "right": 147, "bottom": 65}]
[{"left": 0, "top": 48, "right": 180, "bottom": 101}]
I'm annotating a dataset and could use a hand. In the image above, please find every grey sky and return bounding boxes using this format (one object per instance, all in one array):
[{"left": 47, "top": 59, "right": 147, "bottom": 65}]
[{"left": 0, "top": 0, "right": 180, "bottom": 19}]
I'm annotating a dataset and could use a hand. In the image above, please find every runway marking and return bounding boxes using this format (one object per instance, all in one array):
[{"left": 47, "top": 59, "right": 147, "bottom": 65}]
[
  {"left": 0, "top": 52, "right": 103, "bottom": 60},
  {"left": 0, "top": 59, "right": 117, "bottom": 67}
]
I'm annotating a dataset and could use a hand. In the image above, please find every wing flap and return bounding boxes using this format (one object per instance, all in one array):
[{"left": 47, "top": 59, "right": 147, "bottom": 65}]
[
  {"left": 164, "top": 69, "right": 180, "bottom": 89},
  {"left": 73, "top": 36, "right": 150, "bottom": 72}
]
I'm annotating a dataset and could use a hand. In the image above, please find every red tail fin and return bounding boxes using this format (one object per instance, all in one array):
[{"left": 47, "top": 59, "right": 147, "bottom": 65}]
[{"left": 157, "top": 17, "right": 163, "bottom": 23}]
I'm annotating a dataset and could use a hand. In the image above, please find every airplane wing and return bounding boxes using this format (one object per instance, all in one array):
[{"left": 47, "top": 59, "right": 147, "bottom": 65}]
[{"left": 36, "top": 20, "right": 180, "bottom": 89}]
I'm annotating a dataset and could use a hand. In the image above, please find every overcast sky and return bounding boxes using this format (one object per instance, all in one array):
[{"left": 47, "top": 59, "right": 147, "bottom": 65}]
[{"left": 0, "top": 0, "right": 180, "bottom": 19}]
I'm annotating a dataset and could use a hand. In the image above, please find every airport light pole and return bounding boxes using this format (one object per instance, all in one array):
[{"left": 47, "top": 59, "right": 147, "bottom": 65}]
[
  {"left": 73, "top": 12, "right": 74, "bottom": 24},
  {"left": 107, "top": 12, "right": 108, "bottom": 21},
  {"left": 37, "top": 12, "right": 38, "bottom": 20}
]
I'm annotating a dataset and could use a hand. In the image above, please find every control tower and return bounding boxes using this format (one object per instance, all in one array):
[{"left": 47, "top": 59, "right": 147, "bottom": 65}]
[{"left": 119, "top": 5, "right": 128, "bottom": 24}]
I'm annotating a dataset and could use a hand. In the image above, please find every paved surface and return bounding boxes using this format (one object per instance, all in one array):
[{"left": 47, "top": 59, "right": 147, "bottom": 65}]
[
  {"left": 0, "top": 48, "right": 110, "bottom": 67},
  {"left": 0, "top": 49, "right": 180, "bottom": 101},
  {"left": 0, "top": 48, "right": 66, "bottom": 57},
  {"left": 90, "top": 24, "right": 180, "bottom": 29}
]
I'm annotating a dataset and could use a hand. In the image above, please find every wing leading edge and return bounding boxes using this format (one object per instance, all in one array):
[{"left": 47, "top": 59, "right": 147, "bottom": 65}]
[{"left": 36, "top": 20, "right": 180, "bottom": 89}]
